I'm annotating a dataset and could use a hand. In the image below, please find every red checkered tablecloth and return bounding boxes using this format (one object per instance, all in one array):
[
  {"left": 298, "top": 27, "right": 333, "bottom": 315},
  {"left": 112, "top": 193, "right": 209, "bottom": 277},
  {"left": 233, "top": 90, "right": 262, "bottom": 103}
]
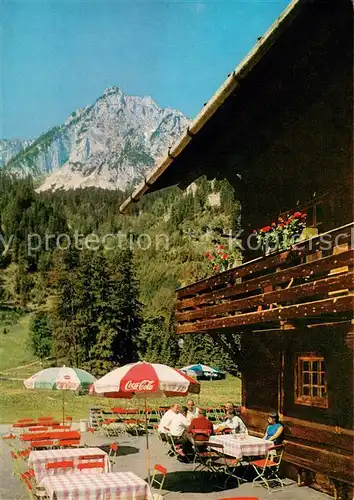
[
  {"left": 209, "top": 434, "right": 272, "bottom": 459},
  {"left": 40, "top": 471, "right": 152, "bottom": 500},
  {"left": 29, "top": 447, "right": 109, "bottom": 482}
]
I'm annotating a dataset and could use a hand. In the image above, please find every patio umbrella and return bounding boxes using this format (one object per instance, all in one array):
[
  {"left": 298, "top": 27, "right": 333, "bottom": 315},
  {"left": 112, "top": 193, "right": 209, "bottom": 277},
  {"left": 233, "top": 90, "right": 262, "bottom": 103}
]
[
  {"left": 92, "top": 361, "right": 200, "bottom": 480},
  {"left": 181, "top": 363, "right": 221, "bottom": 377},
  {"left": 24, "top": 366, "right": 96, "bottom": 423}
]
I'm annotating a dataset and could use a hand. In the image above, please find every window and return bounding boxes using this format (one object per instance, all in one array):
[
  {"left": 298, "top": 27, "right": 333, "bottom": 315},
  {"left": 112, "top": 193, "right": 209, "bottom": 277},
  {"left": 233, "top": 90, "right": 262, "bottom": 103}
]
[{"left": 295, "top": 355, "right": 328, "bottom": 408}]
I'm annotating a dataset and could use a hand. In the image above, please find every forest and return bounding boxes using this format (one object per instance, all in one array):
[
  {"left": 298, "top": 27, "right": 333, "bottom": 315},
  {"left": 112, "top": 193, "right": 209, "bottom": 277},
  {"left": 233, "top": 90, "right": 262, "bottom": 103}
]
[{"left": 0, "top": 172, "right": 242, "bottom": 376}]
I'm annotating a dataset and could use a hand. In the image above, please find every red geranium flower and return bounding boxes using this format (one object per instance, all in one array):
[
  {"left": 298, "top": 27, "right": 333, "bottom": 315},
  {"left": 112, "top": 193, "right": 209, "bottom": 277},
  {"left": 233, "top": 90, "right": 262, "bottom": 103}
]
[
  {"left": 293, "top": 211, "right": 302, "bottom": 218},
  {"left": 263, "top": 226, "right": 271, "bottom": 232},
  {"left": 301, "top": 213, "right": 307, "bottom": 219},
  {"left": 214, "top": 265, "right": 220, "bottom": 272},
  {"left": 222, "top": 253, "right": 228, "bottom": 259},
  {"left": 219, "top": 245, "right": 224, "bottom": 249}
]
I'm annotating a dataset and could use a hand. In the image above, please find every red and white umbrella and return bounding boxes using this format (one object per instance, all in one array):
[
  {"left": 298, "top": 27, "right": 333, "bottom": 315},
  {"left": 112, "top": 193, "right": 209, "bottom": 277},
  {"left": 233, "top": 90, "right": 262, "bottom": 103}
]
[
  {"left": 92, "top": 361, "right": 200, "bottom": 398},
  {"left": 92, "top": 361, "right": 200, "bottom": 480}
]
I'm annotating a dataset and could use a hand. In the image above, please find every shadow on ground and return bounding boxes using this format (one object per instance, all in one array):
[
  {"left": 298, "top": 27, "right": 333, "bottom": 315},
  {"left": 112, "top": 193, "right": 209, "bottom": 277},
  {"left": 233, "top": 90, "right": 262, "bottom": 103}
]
[
  {"left": 147, "top": 470, "right": 239, "bottom": 494},
  {"left": 99, "top": 444, "right": 140, "bottom": 457}
]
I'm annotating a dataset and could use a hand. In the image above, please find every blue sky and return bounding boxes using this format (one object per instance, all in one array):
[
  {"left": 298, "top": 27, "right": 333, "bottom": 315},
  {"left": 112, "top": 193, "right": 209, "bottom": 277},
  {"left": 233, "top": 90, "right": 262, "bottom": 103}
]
[{"left": 1, "top": 0, "right": 289, "bottom": 139}]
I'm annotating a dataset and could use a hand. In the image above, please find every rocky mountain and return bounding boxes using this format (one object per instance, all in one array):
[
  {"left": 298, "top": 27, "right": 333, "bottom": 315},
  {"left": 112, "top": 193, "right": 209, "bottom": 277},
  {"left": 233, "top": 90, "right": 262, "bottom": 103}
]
[
  {"left": 0, "top": 139, "right": 33, "bottom": 167},
  {"left": 3, "top": 86, "right": 189, "bottom": 191}
]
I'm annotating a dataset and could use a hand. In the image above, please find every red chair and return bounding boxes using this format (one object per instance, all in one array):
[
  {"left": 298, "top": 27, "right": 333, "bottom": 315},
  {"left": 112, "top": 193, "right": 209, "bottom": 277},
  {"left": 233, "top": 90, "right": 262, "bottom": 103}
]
[
  {"left": 28, "top": 426, "right": 49, "bottom": 432},
  {"left": 30, "top": 440, "right": 53, "bottom": 449},
  {"left": 37, "top": 416, "right": 54, "bottom": 422},
  {"left": 58, "top": 439, "right": 80, "bottom": 448},
  {"left": 190, "top": 428, "right": 212, "bottom": 442},
  {"left": 78, "top": 454, "right": 104, "bottom": 460},
  {"left": 18, "top": 449, "right": 31, "bottom": 459},
  {"left": 250, "top": 444, "right": 285, "bottom": 493},
  {"left": 109, "top": 443, "right": 118, "bottom": 466},
  {"left": 46, "top": 460, "right": 74, "bottom": 470},
  {"left": 151, "top": 464, "right": 167, "bottom": 495},
  {"left": 20, "top": 470, "right": 35, "bottom": 480},
  {"left": 21, "top": 475, "right": 36, "bottom": 500},
  {"left": 77, "top": 461, "right": 105, "bottom": 471}
]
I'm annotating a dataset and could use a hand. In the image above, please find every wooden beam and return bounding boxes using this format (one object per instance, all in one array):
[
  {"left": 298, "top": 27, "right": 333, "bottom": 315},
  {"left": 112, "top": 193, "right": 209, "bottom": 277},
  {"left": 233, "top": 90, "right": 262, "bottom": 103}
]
[
  {"left": 176, "top": 294, "right": 354, "bottom": 334},
  {"left": 177, "top": 250, "right": 354, "bottom": 310},
  {"left": 176, "top": 272, "right": 353, "bottom": 322}
]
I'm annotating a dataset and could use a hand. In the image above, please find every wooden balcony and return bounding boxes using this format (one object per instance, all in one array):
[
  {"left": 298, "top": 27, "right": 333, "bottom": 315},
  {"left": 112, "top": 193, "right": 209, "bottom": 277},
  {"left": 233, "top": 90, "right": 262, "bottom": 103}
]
[{"left": 176, "top": 223, "right": 354, "bottom": 335}]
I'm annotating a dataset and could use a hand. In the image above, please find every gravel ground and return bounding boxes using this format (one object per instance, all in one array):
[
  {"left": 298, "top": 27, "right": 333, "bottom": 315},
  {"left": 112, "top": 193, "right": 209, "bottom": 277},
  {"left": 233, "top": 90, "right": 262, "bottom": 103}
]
[{"left": 0, "top": 424, "right": 332, "bottom": 500}]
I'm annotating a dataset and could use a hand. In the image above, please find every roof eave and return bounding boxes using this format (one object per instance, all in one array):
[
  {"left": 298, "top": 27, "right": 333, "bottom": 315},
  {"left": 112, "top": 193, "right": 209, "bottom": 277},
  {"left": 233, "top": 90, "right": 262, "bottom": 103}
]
[{"left": 119, "top": 0, "right": 302, "bottom": 214}]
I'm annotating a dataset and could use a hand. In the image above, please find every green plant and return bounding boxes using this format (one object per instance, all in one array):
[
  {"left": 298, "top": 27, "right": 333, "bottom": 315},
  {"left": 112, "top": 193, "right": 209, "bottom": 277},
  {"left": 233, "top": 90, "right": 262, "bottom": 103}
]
[
  {"left": 205, "top": 244, "right": 235, "bottom": 274},
  {"left": 254, "top": 211, "right": 307, "bottom": 254}
]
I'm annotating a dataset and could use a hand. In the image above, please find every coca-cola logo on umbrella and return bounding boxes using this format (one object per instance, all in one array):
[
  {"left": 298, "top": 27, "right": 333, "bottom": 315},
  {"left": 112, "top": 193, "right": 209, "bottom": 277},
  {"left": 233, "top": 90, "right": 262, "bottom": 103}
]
[{"left": 124, "top": 380, "right": 155, "bottom": 392}]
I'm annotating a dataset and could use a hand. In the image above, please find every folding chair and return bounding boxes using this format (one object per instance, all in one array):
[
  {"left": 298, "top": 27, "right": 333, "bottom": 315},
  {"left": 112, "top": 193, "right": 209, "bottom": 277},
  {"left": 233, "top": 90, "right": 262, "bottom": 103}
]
[
  {"left": 1, "top": 434, "right": 18, "bottom": 450},
  {"left": 11, "top": 451, "right": 34, "bottom": 479},
  {"left": 151, "top": 464, "right": 167, "bottom": 499},
  {"left": 77, "top": 460, "right": 105, "bottom": 471},
  {"left": 251, "top": 444, "right": 285, "bottom": 493},
  {"left": 192, "top": 440, "right": 223, "bottom": 473},
  {"left": 166, "top": 435, "right": 189, "bottom": 463},
  {"left": 28, "top": 427, "right": 49, "bottom": 433},
  {"left": 77, "top": 454, "right": 106, "bottom": 472},
  {"left": 21, "top": 475, "right": 49, "bottom": 500},
  {"left": 30, "top": 440, "right": 54, "bottom": 450},
  {"left": 58, "top": 439, "right": 80, "bottom": 448},
  {"left": 45, "top": 460, "right": 74, "bottom": 472},
  {"left": 109, "top": 443, "right": 119, "bottom": 467}
]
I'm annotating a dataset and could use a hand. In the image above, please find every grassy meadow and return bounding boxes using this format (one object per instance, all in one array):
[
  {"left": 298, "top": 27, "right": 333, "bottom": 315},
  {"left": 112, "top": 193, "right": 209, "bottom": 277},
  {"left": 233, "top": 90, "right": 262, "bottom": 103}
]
[{"left": 0, "top": 313, "right": 241, "bottom": 423}]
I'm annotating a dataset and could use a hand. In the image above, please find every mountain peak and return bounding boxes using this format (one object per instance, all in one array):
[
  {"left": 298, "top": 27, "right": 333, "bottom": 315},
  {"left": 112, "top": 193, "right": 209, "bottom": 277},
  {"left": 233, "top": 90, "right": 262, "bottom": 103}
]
[
  {"left": 103, "top": 85, "right": 122, "bottom": 96},
  {"left": 1, "top": 86, "right": 190, "bottom": 191}
]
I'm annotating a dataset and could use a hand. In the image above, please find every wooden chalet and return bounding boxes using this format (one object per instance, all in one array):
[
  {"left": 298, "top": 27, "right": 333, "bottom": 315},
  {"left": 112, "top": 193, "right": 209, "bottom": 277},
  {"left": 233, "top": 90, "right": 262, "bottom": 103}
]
[{"left": 121, "top": 0, "right": 353, "bottom": 496}]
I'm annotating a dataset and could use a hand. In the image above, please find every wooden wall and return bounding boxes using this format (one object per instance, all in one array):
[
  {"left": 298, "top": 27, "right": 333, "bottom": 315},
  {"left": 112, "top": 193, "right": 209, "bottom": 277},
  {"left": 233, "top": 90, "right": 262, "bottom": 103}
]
[
  {"left": 241, "top": 323, "right": 354, "bottom": 491},
  {"left": 283, "top": 325, "right": 353, "bottom": 430}
]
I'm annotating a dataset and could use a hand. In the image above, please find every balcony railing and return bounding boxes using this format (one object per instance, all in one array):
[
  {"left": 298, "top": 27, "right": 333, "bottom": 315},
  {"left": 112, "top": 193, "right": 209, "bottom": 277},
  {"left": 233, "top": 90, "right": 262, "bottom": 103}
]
[{"left": 176, "top": 223, "right": 354, "bottom": 334}]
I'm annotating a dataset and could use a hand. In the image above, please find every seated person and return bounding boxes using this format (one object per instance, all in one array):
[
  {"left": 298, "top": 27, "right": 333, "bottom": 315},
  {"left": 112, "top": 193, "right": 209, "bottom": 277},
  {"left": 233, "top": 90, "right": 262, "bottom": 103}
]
[
  {"left": 168, "top": 406, "right": 190, "bottom": 445},
  {"left": 188, "top": 408, "right": 213, "bottom": 441},
  {"left": 219, "top": 402, "right": 248, "bottom": 434},
  {"left": 158, "top": 403, "right": 178, "bottom": 440},
  {"left": 263, "top": 413, "right": 283, "bottom": 445},
  {"left": 186, "top": 399, "right": 199, "bottom": 423}
]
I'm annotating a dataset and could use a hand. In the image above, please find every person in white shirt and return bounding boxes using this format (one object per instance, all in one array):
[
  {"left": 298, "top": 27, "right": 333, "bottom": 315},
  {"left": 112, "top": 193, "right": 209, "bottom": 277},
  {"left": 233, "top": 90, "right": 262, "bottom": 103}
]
[
  {"left": 158, "top": 404, "right": 178, "bottom": 440},
  {"left": 169, "top": 407, "right": 190, "bottom": 439},
  {"left": 223, "top": 402, "right": 248, "bottom": 434},
  {"left": 186, "top": 399, "right": 199, "bottom": 423}
]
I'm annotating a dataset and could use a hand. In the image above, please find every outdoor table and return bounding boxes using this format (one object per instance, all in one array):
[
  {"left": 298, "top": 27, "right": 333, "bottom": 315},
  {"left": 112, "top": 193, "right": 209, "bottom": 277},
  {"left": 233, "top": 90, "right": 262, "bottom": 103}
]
[
  {"left": 40, "top": 471, "right": 152, "bottom": 500},
  {"left": 29, "top": 447, "right": 109, "bottom": 482},
  {"left": 209, "top": 434, "right": 273, "bottom": 460},
  {"left": 20, "top": 430, "right": 80, "bottom": 442}
]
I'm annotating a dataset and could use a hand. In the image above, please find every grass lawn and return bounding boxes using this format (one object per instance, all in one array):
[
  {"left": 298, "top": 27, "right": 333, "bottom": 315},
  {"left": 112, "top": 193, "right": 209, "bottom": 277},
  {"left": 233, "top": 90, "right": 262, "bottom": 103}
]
[
  {"left": 0, "top": 313, "right": 241, "bottom": 423},
  {"left": 0, "top": 313, "right": 39, "bottom": 378},
  {"left": 0, "top": 377, "right": 241, "bottom": 424}
]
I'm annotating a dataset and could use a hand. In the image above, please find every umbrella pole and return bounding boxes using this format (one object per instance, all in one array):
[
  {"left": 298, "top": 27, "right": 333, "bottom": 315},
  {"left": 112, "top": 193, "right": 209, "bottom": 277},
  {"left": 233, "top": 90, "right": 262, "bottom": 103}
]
[
  {"left": 144, "top": 396, "right": 150, "bottom": 483},
  {"left": 62, "top": 390, "right": 65, "bottom": 425}
]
